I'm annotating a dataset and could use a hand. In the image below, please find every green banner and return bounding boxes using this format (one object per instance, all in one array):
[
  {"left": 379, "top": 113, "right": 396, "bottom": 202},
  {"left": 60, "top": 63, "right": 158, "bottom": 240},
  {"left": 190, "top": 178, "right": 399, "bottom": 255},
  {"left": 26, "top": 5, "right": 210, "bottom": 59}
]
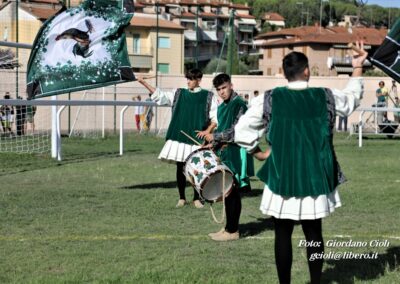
[
  {"left": 27, "top": 0, "right": 135, "bottom": 99},
  {"left": 370, "top": 19, "right": 400, "bottom": 83}
]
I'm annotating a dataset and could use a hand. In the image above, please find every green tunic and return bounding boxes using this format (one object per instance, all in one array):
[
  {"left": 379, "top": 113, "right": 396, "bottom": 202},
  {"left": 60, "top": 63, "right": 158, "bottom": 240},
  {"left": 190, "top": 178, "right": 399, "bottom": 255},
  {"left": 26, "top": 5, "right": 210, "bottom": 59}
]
[
  {"left": 257, "top": 87, "right": 337, "bottom": 197},
  {"left": 216, "top": 96, "right": 254, "bottom": 187},
  {"left": 166, "top": 88, "right": 210, "bottom": 145}
]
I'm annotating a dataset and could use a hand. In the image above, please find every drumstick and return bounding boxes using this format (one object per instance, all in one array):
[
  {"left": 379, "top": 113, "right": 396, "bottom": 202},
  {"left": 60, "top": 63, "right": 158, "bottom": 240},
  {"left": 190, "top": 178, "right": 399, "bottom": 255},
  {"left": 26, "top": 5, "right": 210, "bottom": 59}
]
[
  {"left": 142, "top": 75, "right": 156, "bottom": 80},
  {"left": 180, "top": 130, "right": 202, "bottom": 146}
]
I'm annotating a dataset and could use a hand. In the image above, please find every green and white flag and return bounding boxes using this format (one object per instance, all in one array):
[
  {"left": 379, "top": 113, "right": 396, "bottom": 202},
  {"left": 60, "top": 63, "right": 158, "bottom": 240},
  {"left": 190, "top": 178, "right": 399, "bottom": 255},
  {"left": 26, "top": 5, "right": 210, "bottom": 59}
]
[
  {"left": 27, "top": 0, "right": 135, "bottom": 99},
  {"left": 370, "top": 19, "right": 400, "bottom": 83}
]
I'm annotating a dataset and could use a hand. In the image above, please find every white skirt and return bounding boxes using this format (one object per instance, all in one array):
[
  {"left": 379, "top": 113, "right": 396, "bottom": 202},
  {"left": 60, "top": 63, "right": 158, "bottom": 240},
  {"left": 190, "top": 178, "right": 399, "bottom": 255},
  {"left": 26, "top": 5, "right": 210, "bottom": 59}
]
[
  {"left": 260, "top": 185, "right": 341, "bottom": 220},
  {"left": 158, "top": 140, "right": 200, "bottom": 163}
]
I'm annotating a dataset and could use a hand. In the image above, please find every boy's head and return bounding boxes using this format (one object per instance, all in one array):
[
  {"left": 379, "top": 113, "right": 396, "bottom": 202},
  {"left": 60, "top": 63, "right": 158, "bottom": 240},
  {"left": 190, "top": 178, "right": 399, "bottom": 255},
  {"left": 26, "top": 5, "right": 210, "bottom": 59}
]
[
  {"left": 282, "top": 52, "right": 310, "bottom": 82},
  {"left": 185, "top": 68, "right": 203, "bottom": 90},
  {"left": 213, "top": 73, "right": 233, "bottom": 101},
  {"left": 379, "top": 81, "right": 385, "bottom": 88},
  {"left": 253, "top": 90, "right": 259, "bottom": 97}
]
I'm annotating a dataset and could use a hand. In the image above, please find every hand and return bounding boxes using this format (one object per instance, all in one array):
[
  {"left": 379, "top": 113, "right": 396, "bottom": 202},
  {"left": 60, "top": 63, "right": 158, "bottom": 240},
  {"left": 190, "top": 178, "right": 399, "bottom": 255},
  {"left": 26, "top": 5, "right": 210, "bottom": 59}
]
[
  {"left": 201, "top": 143, "right": 213, "bottom": 149},
  {"left": 204, "top": 133, "right": 214, "bottom": 142},
  {"left": 195, "top": 130, "right": 210, "bottom": 139},
  {"left": 351, "top": 41, "right": 368, "bottom": 69},
  {"left": 253, "top": 148, "right": 271, "bottom": 161}
]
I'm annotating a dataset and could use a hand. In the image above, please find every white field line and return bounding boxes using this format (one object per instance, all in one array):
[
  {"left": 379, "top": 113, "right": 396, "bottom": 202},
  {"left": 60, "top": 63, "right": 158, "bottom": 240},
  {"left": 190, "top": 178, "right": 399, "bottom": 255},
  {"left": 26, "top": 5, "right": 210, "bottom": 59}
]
[{"left": 0, "top": 234, "right": 399, "bottom": 242}]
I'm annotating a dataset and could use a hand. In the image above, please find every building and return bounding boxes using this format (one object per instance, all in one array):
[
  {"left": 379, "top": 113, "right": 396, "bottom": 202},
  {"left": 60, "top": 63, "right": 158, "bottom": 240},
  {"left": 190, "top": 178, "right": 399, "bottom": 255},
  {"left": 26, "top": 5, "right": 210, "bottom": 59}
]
[
  {"left": 136, "top": 0, "right": 257, "bottom": 69},
  {"left": 255, "top": 25, "right": 387, "bottom": 76},
  {"left": 261, "top": 12, "right": 285, "bottom": 30},
  {"left": 128, "top": 13, "right": 185, "bottom": 74}
]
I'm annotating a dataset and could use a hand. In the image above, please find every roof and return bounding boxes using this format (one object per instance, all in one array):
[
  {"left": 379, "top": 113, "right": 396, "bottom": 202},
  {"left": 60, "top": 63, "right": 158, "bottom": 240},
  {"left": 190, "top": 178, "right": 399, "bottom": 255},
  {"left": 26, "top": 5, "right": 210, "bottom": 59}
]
[
  {"left": 200, "top": 12, "right": 217, "bottom": 18},
  {"left": 19, "top": 4, "right": 61, "bottom": 20},
  {"left": 236, "top": 13, "right": 255, "bottom": 19},
  {"left": 256, "top": 26, "right": 387, "bottom": 47},
  {"left": 263, "top": 12, "right": 285, "bottom": 21},
  {"left": 130, "top": 16, "right": 185, "bottom": 30},
  {"left": 29, "top": 0, "right": 60, "bottom": 4}
]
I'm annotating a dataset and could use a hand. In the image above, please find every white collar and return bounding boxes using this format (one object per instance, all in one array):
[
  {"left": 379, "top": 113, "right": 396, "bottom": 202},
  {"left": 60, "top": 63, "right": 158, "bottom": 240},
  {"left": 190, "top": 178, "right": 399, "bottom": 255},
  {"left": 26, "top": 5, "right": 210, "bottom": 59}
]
[
  {"left": 188, "top": 87, "right": 202, "bottom": 93},
  {"left": 287, "top": 81, "right": 308, "bottom": 90}
]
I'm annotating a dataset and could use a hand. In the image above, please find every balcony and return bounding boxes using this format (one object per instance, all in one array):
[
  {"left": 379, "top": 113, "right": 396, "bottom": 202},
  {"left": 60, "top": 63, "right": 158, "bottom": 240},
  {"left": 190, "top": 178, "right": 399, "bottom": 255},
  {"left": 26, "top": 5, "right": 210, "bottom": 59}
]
[
  {"left": 129, "top": 53, "right": 153, "bottom": 69},
  {"left": 238, "top": 24, "right": 254, "bottom": 33}
]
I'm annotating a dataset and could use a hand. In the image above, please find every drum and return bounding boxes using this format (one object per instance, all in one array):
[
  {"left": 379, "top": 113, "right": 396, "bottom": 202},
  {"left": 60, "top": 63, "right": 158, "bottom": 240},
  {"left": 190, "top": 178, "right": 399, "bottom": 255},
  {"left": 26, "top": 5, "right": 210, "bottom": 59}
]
[{"left": 184, "top": 148, "right": 234, "bottom": 202}]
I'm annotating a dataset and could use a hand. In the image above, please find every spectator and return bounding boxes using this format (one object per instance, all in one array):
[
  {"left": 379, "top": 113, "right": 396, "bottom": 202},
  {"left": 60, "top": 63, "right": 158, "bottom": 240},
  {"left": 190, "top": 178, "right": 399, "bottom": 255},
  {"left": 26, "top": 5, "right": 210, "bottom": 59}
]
[
  {"left": 250, "top": 90, "right": 259, "bottom": 106},
  {"left": 394, "top": 97, "right": 400, "bottom": 123},
  {"left": 376, "top": 81, "right": 389, "bottom": 107},
  {"left": 0, "top": 93, "right": 14, "bottom": 136},
  {"left": 15, "top": 96, "right": 27, "bottom": 136},
  {"left": 143, "top": 93, "right": 154, "bottom": 131},
  {"left": 244, "top": 94, "right": 249, "bottom": 106},
  {"left": 25, "top": 104, "right": 37, "bottom": 134},
  {"left": 337, "top": 115, "right": 348, "bottom": 132},
  {"left": 390, "top": 80, "right": 398, "bottom": 99},
  {"left": 134, "top": 95, "right": 144, "bottom": 131}
]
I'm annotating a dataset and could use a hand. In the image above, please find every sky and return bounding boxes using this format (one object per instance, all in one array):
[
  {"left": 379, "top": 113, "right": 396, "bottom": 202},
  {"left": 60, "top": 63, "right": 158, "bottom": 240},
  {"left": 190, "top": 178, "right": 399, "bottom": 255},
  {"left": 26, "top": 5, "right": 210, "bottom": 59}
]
[{"left": 366, "top": 0, "right": 400, "bottom": 8}]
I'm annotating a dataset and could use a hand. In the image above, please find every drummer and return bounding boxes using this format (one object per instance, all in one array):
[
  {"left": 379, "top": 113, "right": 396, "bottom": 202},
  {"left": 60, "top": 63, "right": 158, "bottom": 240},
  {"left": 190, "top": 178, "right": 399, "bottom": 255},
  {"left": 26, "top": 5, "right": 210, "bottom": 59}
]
[
  {"left": 199, "top": 73, "right": 255, "bottom": 241},
  {"left": 137, "top": 69, "right": 218, "bottom": 208}
]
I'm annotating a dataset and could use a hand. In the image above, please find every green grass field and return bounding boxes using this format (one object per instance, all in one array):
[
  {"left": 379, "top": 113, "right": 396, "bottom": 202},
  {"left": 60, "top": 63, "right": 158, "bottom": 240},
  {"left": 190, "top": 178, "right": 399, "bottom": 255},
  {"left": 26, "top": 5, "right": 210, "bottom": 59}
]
[{"left": 0, "top": 133, "right": 399, "bottom": 283}]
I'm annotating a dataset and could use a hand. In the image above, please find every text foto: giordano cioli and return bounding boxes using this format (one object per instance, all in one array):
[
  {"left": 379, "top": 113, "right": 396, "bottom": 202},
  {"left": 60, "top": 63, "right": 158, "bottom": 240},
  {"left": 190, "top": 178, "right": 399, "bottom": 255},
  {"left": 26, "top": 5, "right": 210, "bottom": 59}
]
[{"left": 298, "top": 239, "right": 390, "bottom": 248}]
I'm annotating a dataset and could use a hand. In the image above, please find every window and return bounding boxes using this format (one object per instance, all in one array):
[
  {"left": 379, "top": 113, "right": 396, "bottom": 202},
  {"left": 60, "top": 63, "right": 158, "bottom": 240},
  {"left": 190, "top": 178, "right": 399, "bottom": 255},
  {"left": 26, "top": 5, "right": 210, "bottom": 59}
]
[
  {"left": 158, "top": 37, "right": 171, "bottom": 48},
  {"left": 133, "top": 34, "right": 140, "bottom": 54},
  {"left": 267, "top": 48, "right": 272, "bottom": 58},
  {"left": 158, "top": 63, "right": 170, "bottom": 74}
]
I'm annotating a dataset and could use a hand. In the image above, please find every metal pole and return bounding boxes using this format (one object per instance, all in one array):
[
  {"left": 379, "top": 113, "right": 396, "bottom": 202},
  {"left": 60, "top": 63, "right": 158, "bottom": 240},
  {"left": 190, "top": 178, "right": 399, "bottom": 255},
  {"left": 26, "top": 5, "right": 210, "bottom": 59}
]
[
  {"left": 113, "top": 85, "right": 117, "bottom": 134},
  {"left": 119, "top": 106, "right": 129, "bottom": 155},
  {"left": 156, "top": 1, "right": 159, "bottom": 87},
  {"left": 51, "top": 96, "right": 57, "bottom": 158},
  {"left": 195, "top": 5, "right": 199, "bottom": 68},
  {"left": 102, "top": 87, "right": 105, "bottom": 138},
  {"left": 15, "top": 0, "right": 19, "bottom": 99},
  {"left": 319, "top": 0, "right": 323, "bottom": 32}
]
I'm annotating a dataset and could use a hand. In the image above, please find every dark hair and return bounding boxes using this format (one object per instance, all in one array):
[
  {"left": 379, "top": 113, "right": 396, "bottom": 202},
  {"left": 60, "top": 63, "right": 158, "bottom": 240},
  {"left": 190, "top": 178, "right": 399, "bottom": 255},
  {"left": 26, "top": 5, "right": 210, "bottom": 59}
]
[
  {"left": 282, "top": 52, "right": 309, "bottom": 81},
  {"left": 185, "top": 68, "right": 203, "bottom": 80},
  {"left": 212, "top": 73, "right": 231, "bottom": 88},
  {"left": 254, "top": 90, "right": 259, "bottom": 95},
  {"left": 379, "top": 81, "right": 385, "bottom": 86}
]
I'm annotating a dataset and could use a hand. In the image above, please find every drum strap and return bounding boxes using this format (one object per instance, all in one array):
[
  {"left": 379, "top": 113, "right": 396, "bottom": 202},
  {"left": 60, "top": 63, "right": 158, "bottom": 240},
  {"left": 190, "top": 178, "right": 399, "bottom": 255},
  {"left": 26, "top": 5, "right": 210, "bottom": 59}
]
[{"left": 209, "top": 169, "right": 226, "bottom": 224}]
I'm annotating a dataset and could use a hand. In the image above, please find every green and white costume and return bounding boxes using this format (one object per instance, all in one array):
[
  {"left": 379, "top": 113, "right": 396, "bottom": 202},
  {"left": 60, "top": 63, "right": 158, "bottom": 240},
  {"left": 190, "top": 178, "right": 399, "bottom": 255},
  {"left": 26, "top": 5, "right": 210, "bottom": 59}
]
[
  {"left": 152, "top": 87, "right": 218, "bottom": 163},
  {"left": 234, "top": 79, "right": 364, "bottom": 220},
  {"left": 213, "top": 93, "right": 254, "bottom": 187}
]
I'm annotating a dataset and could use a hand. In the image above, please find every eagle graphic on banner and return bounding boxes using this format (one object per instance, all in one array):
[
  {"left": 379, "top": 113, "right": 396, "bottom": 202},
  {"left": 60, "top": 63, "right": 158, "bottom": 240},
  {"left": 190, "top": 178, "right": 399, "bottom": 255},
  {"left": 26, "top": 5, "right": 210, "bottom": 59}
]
[
  {"left": 55, "top": 19, "right": 95, "bottom": 58},
  {"left": 27, "top": 0, "right": 135, "bottom": 99}
]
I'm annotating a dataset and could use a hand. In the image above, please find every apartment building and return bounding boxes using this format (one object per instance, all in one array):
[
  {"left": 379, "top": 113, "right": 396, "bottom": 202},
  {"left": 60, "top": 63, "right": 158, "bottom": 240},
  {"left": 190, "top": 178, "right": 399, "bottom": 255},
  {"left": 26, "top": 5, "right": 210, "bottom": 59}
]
[
  {"left": 256, "top": 25, "right": 387, "bottom": 76},
  {"left": 136, "top": 0, "right": 257, "bottom": 69}
]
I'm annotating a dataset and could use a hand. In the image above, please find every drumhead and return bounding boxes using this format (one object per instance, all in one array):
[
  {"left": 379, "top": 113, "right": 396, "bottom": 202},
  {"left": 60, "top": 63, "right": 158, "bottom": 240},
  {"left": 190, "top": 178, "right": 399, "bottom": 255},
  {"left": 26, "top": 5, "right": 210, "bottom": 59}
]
[{"left": 202, "top": 170, "right": 234, "bottom": 202}]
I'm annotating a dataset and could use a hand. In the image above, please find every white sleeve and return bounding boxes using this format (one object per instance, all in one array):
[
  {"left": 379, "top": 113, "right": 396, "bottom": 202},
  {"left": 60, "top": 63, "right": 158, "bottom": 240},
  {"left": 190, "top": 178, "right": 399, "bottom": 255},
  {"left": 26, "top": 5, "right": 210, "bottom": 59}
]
[
  {"left": 234, "top": 94, "right": 266, "bottom": 153},
  {"left": 331, "top": 77, "right": 364, "bottom": 117},
  {"left": 209, "top": 94, "right": 218, "bottom": 125},
  {"left": 151, "top": 88, "right": 177, "bottom": 106}
]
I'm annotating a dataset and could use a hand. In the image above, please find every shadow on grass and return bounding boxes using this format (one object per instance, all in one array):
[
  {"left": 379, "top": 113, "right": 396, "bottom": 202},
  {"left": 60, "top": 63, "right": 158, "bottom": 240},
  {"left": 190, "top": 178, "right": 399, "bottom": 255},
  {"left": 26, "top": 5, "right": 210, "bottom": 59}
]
[
  {"left": 241, "top": 188, "right": 263, "bottom": 199},
  {"left": 240, "top": 217, "right": 274, "bottom": 237},
  {"left": 120, "top": 181, "right": 179, "bottom": 190},
  {"left": 321, "top": 246, "right": 400, "bottom": 283},
  {"left": 0, "top": 150, "right": 140, "bottom": 177}
]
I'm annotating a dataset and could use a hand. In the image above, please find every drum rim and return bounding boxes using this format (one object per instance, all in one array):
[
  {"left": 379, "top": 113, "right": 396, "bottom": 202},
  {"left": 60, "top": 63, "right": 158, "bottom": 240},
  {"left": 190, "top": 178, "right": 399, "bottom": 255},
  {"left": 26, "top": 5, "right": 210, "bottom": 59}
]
[{"left": 199, "top": 168, "right": 234, "bottom": 203}]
